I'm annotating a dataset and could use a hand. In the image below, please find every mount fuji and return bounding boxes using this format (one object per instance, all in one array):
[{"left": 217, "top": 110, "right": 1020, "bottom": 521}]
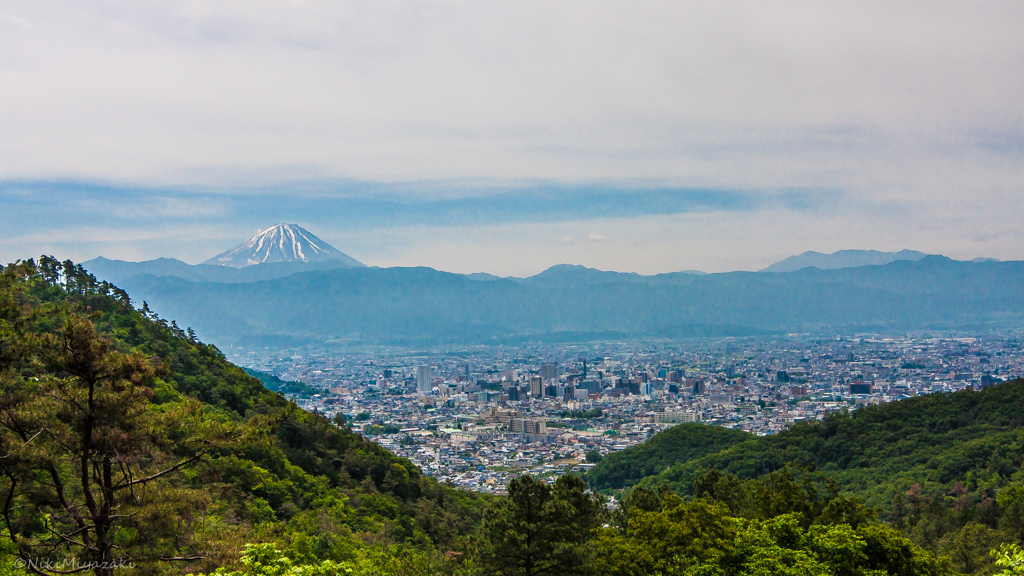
[{"left": 203, "top": 224, "right": 365, "bottom": 268}]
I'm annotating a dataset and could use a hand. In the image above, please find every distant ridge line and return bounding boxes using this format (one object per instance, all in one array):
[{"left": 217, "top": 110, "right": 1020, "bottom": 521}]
[{"left": 762, "top": 249, "right": 932, "bottom": 273}]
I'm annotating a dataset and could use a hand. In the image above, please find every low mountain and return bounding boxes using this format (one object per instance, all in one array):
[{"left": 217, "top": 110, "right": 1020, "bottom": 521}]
[
  {"left": 762, "top": 249, "right": 929, "bottom": 272},
  {"left": 466, "top": 272, "right": 504, "bottom": 282},
  {"left": 520, "top": 264, "right": 654, "bottom": 287},
  {"left": 108, "top": 257, "right": 1024, "bottom": 346},
  {"left": 518, "top": 264, "right": 705, "bottom": 288},
  {"left": 585, "top": 423, "right": 751, "bottom": 490},
  {"left": 81, "top": 256, "right": 197, "bottom": 281},
  {"left": 203, "top": 223, "right": 365, "bottom": 268},
  {"left": 83, "top": 255, "right": 359, "bottom": 285}
]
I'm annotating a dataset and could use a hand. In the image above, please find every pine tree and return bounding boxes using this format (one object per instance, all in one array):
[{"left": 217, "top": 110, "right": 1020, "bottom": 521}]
[
  {"left": 473, "top": 474, "right": 603, "bottom": 576},
  {"left": 0, "top": 308, "right": 243, "bottom": 575}
]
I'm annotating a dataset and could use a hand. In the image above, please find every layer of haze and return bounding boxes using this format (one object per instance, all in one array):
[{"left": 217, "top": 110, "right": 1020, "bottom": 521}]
[{"left": 1, "top": 1, "right": 1022, "bottom": 274}]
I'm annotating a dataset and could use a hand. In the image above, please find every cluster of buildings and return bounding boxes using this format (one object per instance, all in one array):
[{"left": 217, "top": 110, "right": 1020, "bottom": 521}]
[{"left": 226, "top": 332, "right": 1023, "bottom": 493}]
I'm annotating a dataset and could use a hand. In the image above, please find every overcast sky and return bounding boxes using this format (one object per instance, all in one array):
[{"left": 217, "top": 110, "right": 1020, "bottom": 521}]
[{"left": 1, "top": 1, "right": 1022, "bottom": 275}]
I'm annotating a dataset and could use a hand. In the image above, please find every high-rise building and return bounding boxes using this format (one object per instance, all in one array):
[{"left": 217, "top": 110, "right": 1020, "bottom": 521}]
[
  {"left": 417, "top": 365, "right": 434, "bottom": 395},
  {"left": 529, "top": 376, "right": 543, "bottom": 397},
  {"left": 541, "top": 362, "right": 558, "bottom": 380}
]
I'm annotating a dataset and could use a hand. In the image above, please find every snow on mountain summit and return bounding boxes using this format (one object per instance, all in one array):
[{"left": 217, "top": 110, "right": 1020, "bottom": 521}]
[{"left": 203, "top": 224, "right": 365, "bottom": 268}]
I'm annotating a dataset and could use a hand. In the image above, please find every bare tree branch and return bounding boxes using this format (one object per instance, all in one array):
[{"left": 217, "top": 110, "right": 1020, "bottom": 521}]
[
  {"left": 0, "top": 428, "right": 44, "bottom": 460},
  {"left": 120, "top": 451, "right": 208, "bottom": 489}
]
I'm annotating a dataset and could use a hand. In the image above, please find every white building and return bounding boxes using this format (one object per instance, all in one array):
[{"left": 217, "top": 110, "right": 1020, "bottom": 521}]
[{"left": 417, "top": 365, "right": 434, "bottom": 395}]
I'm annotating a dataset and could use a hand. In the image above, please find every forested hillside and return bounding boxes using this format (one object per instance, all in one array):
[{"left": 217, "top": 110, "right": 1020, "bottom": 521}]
[
  {"left": 613, "top": 381, "right": 1024, "bottom": 573},
  {"left": 0, "top": 257, "right": 485, "bottom": 576}
]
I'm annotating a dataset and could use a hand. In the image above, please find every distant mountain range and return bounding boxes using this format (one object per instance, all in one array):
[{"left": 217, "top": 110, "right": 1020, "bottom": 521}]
[
  {"left": 203, "top": 224, "right": 364, "bottom": 268},
  {"left": 81, "top": 256, "right": 1024, "bottom": 347},
  {"left": 83, "top": 256, "right": 360, "bottom": 285},
  {"left": 761, "top": 249, "right": 1000, "bottom": 272},
  {"left": 83, "top": 223, "right": 365, "bottom": 284},
  {"left": 761, "top": 249, "right": 929, "bottom": 272}
]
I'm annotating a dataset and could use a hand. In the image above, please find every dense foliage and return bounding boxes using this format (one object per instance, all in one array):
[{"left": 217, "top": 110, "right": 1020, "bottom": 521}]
[
  {"left": 0, "top": 258, "right": 484, "bottom": 576},
  {"left": 585, "top": 422, "right": 751, "bottom": 490},
  {"left": 473, "top": 475, "right": 603, "bottom": 576},
  {"left": 462, "top": 470, "right": 952, "bottom": 576},
  {"left": 595, "top": 486, "right": 951, "bottom": 576}
]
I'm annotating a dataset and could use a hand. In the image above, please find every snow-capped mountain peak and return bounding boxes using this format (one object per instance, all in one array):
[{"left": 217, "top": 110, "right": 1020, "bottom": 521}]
[{"left": 203, "top": 224, "right": 365, "bottom": 268}]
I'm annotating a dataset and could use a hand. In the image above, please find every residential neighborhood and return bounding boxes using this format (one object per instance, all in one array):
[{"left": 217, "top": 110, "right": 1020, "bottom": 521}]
[{"left": 228, "top": 332, "right": 1023, "bottom": 493}]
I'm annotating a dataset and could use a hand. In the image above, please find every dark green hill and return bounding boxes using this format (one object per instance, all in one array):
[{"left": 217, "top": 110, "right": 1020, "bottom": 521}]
[
  {"left": 640, "top": 381, "right": 1024, "bottom": 508},
  {"left": 585, "top": 423, "right": 751, "bottom": 490}
]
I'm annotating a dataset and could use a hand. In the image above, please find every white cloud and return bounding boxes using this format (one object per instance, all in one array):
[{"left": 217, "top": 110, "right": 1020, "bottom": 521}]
[
  {"left": 1, "top": 1, "right": 1020, "bottom": 187},
  {"left": 0, "top": 1, "right": 1022, "bottom": 268}
]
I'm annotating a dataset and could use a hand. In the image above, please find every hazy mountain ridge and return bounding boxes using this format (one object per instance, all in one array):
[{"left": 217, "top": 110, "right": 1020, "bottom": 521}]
[
  {"left": 105, "top": 256, "right": 1024, "bottom": 346},
  {"left": 515, "top": 264, "right": 707, "bottom": 288},
  {"left": 762, "top": 249, "right": 931, "bottom": 272},
  {"left": 83, "top": 256, "right": 360, "bottom": 284},
  {"left": 84, "top": 259, "right": 710, "bottom": 288}
]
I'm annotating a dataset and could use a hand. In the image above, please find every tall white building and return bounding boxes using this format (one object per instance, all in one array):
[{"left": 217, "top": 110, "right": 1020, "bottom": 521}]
[{"left": 417, "top": 365, "right": 434, "bottom": 395}]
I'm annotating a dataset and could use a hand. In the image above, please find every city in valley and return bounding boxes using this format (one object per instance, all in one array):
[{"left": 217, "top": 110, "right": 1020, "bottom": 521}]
[{"left": 226, "top": 333, "right": 1023, "bottom": 495}]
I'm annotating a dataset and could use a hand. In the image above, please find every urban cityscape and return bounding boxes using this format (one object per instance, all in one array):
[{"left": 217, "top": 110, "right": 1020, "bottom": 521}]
[{"left": 226, "top": 332, "right": 1024, "bottom": 494}]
